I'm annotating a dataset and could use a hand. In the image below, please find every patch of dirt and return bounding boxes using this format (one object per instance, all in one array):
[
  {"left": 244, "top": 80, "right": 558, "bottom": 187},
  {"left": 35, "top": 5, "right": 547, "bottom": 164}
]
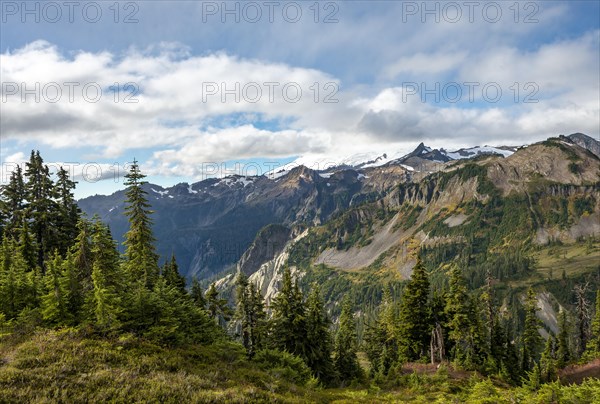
[{"left": 559, "top": 358, "right": 600, "bottom": 384}]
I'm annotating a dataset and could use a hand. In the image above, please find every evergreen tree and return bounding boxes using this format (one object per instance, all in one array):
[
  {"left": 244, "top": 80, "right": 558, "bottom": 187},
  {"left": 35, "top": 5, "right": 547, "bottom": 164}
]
[
  {"left": 333, "top": 296, "right": 361, "bottom": 382},
  {"left": 41, "top": 252, "right": 70, "bottom": 325},
  {"left": 24, "top": 151, "right": 57, "bottom": 271},
  {"left": 522, "top": 288, "right": 543, "bottom": 371},
  {"left": 71, "top": 219, "right": 93, "bottom": 293},
  {"left": 305, "top": 283, "right": 335, "bottom": 382},
  {"left": 162, "top": 254, "right": 186, "bottom": 294},
  {"left": 364, "top": 287, "right": 398, "bottom": 376},
  {"left": 540, "top": 335, "right": 557, "bottom": 382},
  {"left": 574, "top": 283, "right": 591, "bottom": 358},
  {"left": 556, "top": 310, "right": 570, "bottom": 367},
  {"left": 18, "top": 219, "right": 37, "bottom": 271},
  {"left": 53, "top": 167, "right": 80, "bottom": 255},
  {"left": 61, "top": 252, "right": 83, "bottom": 323},
  {"left": 589, "top": 290, "right": 600, "bottom": 354},
  {"left": 206, "top": 283, "right": 231, "bottom": 326},
  {"left": 269, "top": 267, "right": 306, "bottom": 358},
  {"left": 445, "top": 264, "right": 481, "bottom": 368},
  {"left": 90, "top": 220, "right": 122, "bottom": 331},
  {"left": 235, "top": 273, "right": 266, "bottom": 358},
  {"left": 0, "top": 165, "right": 26, "bottom": 239},
  {"left": 123, "top": 159, "right": 159, "bottom": 288},
  {"left": 190, "top": 277, "right": 206, "bottom": 309},
  {"left": 0, "top": 237, "right": 32, "bottom": 319},
  {"left": 398, "top": 256, "right": 431, "bottom": 361}
]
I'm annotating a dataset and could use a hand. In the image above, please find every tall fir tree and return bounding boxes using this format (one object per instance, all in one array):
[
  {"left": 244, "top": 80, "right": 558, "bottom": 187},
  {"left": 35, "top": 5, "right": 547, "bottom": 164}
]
[
  {"left": 123, "top": 159, "right": 159, "bottom": 288},
  {"left": 589, "top": 290, "right": 600, "bottom": 354},
  {"left": 206, "top": 282, "right": 231, "bottom": 326},
  {"left": 364, "top": 287, "right": 399, "bottom": 376},
  {"left": 0, "top": 165, "right": 26, "bottom": 239},
  {"left": 522, "top": 288, "right": 543, "bottom": 371},
  {"left": 41, "top": 252, "right": 71, "bottom": 325},
  {"left": 162, "top": 254, "right": 186, "bottom": 294},
  {"left": 190, "top": 277, "right": 207, "bottom": 309},
  {"left": 89, "top": 220, "right": 122, "bottom": 331},
  {"left": 235, "top": 273, "right": 266, "bottom": 358},
  {"left": 556, "top": 310, "right": 571, "bottom": 367},
  {"left": 24, "top": 150, "right": 58, "bottom": 271},
  {"left": 333, "top": 296, "right": 361, "bottom": 383},
  {"left": 269, "top": 267, "right": 306, "bottom": 358},
  {"left": 53, "top": 167, "right": 80, "bottom": 256},
  {"left": 445, "top": 264, "right": 480, "bottom": 368},
  {"left": 398, "top": 256, "right": 431, "bottom": 362},
  {"left": 304, "top": 283, "right": 335, "bottom": 382},
  {"left": 71, "top": 219, "right": 93, "bottom": 293},
  {"left": 574, "top": 283, "right": 591, "bottom": 357}
]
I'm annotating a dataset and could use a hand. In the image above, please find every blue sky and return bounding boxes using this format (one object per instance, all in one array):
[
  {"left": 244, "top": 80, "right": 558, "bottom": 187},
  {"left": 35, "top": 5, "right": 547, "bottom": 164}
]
[{"left": 1, "top": 1, "right": 599, "bottom": 197}]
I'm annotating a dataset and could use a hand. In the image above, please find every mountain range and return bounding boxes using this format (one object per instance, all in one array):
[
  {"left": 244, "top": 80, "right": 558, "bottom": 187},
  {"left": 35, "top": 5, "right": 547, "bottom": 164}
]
[{"left": 78, "top": 133, "right": 600, "bottom": 288}]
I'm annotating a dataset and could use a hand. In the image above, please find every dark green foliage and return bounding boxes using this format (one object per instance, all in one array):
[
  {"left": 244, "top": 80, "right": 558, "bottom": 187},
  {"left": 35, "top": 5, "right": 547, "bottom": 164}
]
[
  {"left": 123, "top": 159, "right": 159, "bottom": 287},
  {"left": 363, "top": 287, "right": 399, "bottom": 376},
  {"left": 398, "top": 256, "right": 431, "bottom": 362},
  {"left": 556, "top": 310, "right": 571, "bottom": 367},
  {"left": 304, "top": 283, "right": 335, "bottom": 383},
  {"left": 333, "top": 296, "right": 362, "bottom": 382},
  {"left": 235, "top": 273, "right": 267, "bottom": 358},
  {"left": 0, "top": 165, "right": 26, "bottom": 239},
  {"left": 590, "top": 290, "right": 600, "bottom": 354},
  {"left": 521, "top": 288, "right": 543, "bottom": 371},
  {"left": 162, "top": 254, "right": 186, "bottom": 294},
  {"left": 269, "top": 267, "right": 306, "bottom": 358},
  {"left": 205, "top": 282, "right": 232, "bottom": 325}
]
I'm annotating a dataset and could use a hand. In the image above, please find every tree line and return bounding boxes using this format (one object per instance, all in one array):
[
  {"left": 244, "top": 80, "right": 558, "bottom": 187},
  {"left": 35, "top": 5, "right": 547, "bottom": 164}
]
[{"left": 0, "top": 151, "right": 598, "bottom": 389}]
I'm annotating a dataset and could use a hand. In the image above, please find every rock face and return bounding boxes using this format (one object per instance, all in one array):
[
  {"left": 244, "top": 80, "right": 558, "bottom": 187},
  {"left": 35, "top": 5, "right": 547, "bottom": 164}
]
[
  {"left": 566, "top": 133, "right": 600, "bottom": 158},
  {"left": 78, "top": 134, "right": 600, "bottom": 283}
]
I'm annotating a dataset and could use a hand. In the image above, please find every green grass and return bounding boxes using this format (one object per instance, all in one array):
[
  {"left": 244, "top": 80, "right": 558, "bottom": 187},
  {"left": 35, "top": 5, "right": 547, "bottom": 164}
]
[{"left": 1, "top": 329, "right": 598, "bottom": 403}]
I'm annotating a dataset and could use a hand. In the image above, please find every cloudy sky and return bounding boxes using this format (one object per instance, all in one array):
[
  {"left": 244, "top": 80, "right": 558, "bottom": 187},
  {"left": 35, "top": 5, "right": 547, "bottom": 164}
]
[{"left": 1, "top": 1, "right": 599, "bottom": 197}]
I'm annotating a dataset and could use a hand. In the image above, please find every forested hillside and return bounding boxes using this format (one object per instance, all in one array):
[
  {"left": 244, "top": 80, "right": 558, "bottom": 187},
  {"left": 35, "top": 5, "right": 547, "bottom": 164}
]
[{"left": 0, "top": 150, "right": 599, "bottom": 402}]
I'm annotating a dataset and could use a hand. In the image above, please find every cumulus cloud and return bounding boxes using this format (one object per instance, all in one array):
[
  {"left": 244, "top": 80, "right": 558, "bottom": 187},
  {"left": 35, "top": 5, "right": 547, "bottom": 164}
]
[{"left": 1, "top": 25, "right": 599, "bottom": 180}]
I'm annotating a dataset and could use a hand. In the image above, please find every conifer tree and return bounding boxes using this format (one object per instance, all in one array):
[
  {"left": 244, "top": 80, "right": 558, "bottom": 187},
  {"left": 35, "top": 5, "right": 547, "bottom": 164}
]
[
  {"left": 574, "top": 283, "right": 591, "bottom": 357},
  {"left": 53, "top": 167, "right": 80, "bottom": 255},
  {"left": 269, "top": 267, "right": 306, "bottom": 358},
  {"left": 18, "top": 219, "right": 37, "bottom": 271},
  {"left": 206, "top": 282, "right": 231, "bottom": 326},
  {"left": 123, "top": 159, "right": 159, "bottom": 288},
  {"left": 190, "top": 277, "right": 207, "bottom": 309},
  {"left": 556, "top": 310, "right": 570, "bottom": 367},
  {"left": 41, "top": 252, "right": 70, "bottom": 325},
  {"left": 333, "top": 296, "right": 361, "bottom": 382},
  {"left": 398, "top": 256, "right": 431, "bottom": 361},
  {"left": 61, "top": 252, "right": 83, "bottom": 323},
  {"left": 540, "top": 335, "right": 557, "bottom": 382},
  {"left": 589, "top": 290, "right": 600, "bottom": 354},
  {"left": 0, "top": 165, "right": 26, "bottom": 239},
  {"left": 364, "top": 287, "right": 398, "bottom": 376},
  {"left": 445, "top": 264, "right": 480, "bottom": 367},
  {"left": 90, "top": 220, "right": 122, "bottom": 331},
  {"left": 71, "top": 219, "right": 93, "bottom": 293},
  {"left": 235, "top": 273, "right": 266, "bottom": 358},
  {"left": 24, "top": 151, "right": 57, "bottom": 271},
  {"left": 162, "top": 254, "right": 186, "bottom": 294},
  {"left": 305, "top": 283, "right": 335, "bottom": 382},
  {"left": 0, "top": 237, "right": 31, "bottom": 319},
  {"left": 522, "top": 288, "right": 543, "bottom": 371}
]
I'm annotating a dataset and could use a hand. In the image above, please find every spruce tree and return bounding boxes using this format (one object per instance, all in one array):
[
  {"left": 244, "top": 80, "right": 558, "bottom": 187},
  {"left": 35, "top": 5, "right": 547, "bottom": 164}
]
[
  {"left": 589, "top": 290, "right": 600, "bottom": 354},
  {"left": 305, "top": 283, "right": 334, "bottom": 382},
  {"left": 0, "top": 165, "right": 26, "bottom": 239},
  {"left": 364, "top": 287, "right": 398, "bottom": 376},
  {"left": 556, "top": 310, "right": 570, "bottom": 367},
  {"left": 206, "top": 283, "right": 231, "bottom": 326},
  {"left": 71, "top": 219, "right": 93, "bottom": 293},
  {"left": 445, "top": 264, "right": 480, "bottom": 368},
  {"left": 53, "top": 167, "right": 80, "bottom": 255},
  {"left": 41, "top": 252, "right": 71, "bottom": 325},
  {"left": 123, "top": 159, "right": 159, "bottom": 288},
  {"left": 269, "top": 267, "right": 306, "bottom": 358},
  {"left": 540, "top": 335, "right": 557, "bottom": 382},
  {"left": 333, "top": 296, "right": 361, "bottom": 382},
  {"left": 90, "top": 220, "right": 122, "bottom": 331},
  {"left": 190, "top": 277, "right": 207, "bottom": 309},
  {"left": 235, "top": 273, "right": 267, "bottom": 358},
  {"left": 522, "top": 288, "right": 543, "bottom": 371},
  {"left": 162, "top": 254, "right": 186, "bottom": 294},
  {"left": 24, "top": 151, "right": 57, "bottom": 271},
  {"left": 398, "top": 256, "right": 431, "bottom": 362}
]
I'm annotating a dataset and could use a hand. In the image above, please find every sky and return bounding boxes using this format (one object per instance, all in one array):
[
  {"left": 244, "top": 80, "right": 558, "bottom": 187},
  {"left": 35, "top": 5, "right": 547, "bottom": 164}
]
[{"left": 1, "top": 0, "right": 599, "bottom": 198}]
